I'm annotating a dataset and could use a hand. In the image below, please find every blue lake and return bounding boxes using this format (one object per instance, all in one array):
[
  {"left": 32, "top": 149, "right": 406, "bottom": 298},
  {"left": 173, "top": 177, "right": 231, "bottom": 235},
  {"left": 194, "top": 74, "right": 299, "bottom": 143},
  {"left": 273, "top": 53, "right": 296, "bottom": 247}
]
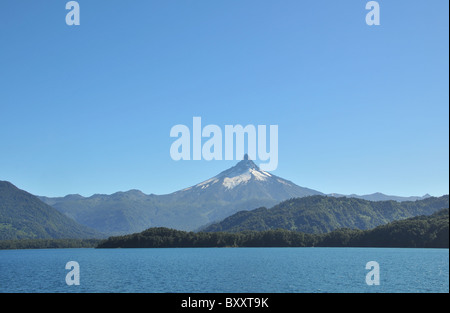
[{"left": 0, "top": 247, "right": 448, "bottom": 293}]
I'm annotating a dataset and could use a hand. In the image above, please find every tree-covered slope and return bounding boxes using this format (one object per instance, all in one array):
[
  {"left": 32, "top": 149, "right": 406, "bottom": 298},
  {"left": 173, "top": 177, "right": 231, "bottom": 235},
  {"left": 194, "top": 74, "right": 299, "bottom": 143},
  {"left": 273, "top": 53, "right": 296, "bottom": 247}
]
[
  {"left": 97, "top": 209, "right": 449, "bottom": 249},
  {"left": 39, "top": 158, "right": 323, "bottom": 235},
  {"left": 202, "top": 195, "right": 449, "bottom": 233},
  {"left": 0, "top": 181, "right": 103, "bottom": 239},
  {"left": 37, "top": 157, "right": 437, "bottom": 236},
  {"left": 319, "top": 208, "right": 449, "bottom": 248}
]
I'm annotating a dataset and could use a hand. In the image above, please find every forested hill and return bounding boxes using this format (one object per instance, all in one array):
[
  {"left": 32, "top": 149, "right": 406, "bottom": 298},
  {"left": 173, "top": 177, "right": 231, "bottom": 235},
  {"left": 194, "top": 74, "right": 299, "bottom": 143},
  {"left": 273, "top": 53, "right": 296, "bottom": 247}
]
[
  {"left": 0, "top": 181, "right": 103, "bottom": 240},
  {"left": 202, "top": 195, "right": 449, "bottom": 233},
  {"left": 97, "top": 208, "right": 449, "bottom": 248}
]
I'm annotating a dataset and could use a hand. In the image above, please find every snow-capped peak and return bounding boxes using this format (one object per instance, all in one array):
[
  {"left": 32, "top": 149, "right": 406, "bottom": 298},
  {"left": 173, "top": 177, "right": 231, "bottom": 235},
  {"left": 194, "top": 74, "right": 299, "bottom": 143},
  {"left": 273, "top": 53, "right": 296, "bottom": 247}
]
[
  {"left": 192, "top": 154, "right": 274, "bottom": 190},
  {"left": 215, "top": 154, "right": 272, "bottom": 189}
]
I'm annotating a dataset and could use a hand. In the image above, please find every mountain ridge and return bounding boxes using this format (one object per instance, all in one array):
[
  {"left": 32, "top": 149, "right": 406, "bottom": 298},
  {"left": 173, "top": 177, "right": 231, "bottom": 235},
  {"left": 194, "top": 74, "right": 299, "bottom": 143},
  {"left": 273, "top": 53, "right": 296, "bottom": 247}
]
[
  {"left": 327, "top": 192, "right": 431, "bottom": 202},
  {"left": 34, "top": 157, "right": 440, "bottom": 235},
  {"left": 97, "top": 208, "right": 449, "bottom": 249},
  {"left": 37, "top": 157, "right": 323, "bottom": 234},
  {"left": 202, "top": 195, "right": 449, "bottom": 233},
  {"left": 0, "top": 181, "right": 103, "bottom": 240}
]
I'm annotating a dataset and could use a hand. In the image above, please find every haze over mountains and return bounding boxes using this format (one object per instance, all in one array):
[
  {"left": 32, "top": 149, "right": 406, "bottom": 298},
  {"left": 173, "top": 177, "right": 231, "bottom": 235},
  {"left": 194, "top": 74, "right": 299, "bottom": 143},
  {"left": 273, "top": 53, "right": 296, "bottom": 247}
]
[
  {"left": 35, "top": 156, "right": 438, "bottom": 236},
  {"left": 328, "top": 192, "right": 431, "bottom": 202}
]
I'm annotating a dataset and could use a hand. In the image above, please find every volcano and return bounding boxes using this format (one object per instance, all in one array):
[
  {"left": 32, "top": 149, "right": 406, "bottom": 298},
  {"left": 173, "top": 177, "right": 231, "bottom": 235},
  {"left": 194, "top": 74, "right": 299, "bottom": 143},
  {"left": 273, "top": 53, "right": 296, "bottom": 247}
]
[{"left": 39, "top": 156, "right": 322, "bottom": 234}]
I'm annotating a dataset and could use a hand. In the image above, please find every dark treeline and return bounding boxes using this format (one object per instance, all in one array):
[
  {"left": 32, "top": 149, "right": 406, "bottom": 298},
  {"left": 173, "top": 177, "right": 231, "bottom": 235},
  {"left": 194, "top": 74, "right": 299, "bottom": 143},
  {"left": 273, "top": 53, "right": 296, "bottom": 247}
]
[
  {"left": 0, "top": 238, "right": 102, "bottom": 250},
  {"left": 2, "top": 209, "right": 447, "bottom": 250},
  {"left": 97, "top": 209, "right": 449, "bottom": 249}
]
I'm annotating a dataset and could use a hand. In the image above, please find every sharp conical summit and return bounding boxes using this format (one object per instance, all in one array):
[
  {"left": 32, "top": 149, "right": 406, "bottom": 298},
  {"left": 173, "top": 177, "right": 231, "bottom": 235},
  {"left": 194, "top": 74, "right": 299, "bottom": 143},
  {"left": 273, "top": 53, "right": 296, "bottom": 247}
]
[
  {"left": 39, "top": 159, "right": 323, "bottom": 235},
  {"left": 38, "top": 157, "right": 436, "bottom": 236},
  {"left": 37, "top": 158, "right": 439, "bottom": 235},
  {"left": 174, "top": 155, "right": 322, "bottom": 200},
  {"left": 167, "top": 158, "right": 324, "bottom": 230}
]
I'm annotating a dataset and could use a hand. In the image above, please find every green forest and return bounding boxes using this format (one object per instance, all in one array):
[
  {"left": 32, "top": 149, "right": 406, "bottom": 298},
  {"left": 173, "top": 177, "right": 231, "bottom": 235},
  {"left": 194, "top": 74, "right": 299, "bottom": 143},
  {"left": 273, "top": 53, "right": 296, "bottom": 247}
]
[
  {"left": 2, "top": 208, "right": 447, "bottom": 250},
  {"left": 0, "top": 181, "right": 102, "bottom": 240},
  {"left": 203, "top": 195, "right": 449, "bottom": 233},
  {"left": 0, "top": 238, "right": 101, "bottom": 250},
  {"left": 97, "top": 208, "right": 449, "bottom": 249}
]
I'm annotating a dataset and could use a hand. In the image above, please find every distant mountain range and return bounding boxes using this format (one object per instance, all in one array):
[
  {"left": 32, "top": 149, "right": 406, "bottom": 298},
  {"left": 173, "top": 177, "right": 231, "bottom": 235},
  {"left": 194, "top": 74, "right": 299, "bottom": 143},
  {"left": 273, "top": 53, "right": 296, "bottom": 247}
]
[
  {"left": 38, "top": 157, "right": 322, "bottom": 235},
  {"left": 97, "top": 208, "right": 450, "bottom": 249},
  {"left": 0, "top": 156, "right": 444, "bottom": 239},
  {"left": 36, "top": 156, "right": 440, "bottom": 236},
  {"left": 0, "top": 181, "right": 102, "bottom": 240},
  {"left": 202, "top": 195, "right": 449, "bottom": 233},
  {"left": 328, "top": 192, "right": 431, "bottom": 202}
]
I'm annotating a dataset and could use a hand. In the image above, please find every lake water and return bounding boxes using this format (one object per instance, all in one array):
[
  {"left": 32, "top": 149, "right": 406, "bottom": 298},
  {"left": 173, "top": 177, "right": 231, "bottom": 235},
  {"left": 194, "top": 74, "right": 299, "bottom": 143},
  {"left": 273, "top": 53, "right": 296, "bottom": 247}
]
[{"left": 0, "top": 247, "right": 448, "bottom": 293}]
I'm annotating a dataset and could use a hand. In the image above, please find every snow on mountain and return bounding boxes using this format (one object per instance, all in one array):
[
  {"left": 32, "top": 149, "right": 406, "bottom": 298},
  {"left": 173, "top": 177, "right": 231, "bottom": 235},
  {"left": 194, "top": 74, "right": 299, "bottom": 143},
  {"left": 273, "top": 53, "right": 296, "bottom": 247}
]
[
  {"left": 223, "top": 173, "right": 251, "bottom": 190},
  {"left": 37, "top": 155, "right": 434, "bottom": 235},
  {"left": 193, "top": 155, "right": 289, "bottom": 191}
]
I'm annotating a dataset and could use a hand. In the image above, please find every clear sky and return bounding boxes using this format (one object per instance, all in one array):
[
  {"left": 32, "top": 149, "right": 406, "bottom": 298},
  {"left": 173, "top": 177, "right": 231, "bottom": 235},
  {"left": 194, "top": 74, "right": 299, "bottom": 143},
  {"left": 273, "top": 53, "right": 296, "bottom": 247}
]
[{"left": 0, "top": 0, "right": 448, "bottom": 197}]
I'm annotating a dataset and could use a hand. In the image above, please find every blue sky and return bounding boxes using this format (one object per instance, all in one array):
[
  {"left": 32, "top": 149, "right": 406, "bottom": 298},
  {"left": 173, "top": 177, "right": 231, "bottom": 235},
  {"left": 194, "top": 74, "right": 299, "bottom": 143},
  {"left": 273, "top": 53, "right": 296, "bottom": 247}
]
[{"left": 0, "top": 0, "right": 448, "bottom": 197}]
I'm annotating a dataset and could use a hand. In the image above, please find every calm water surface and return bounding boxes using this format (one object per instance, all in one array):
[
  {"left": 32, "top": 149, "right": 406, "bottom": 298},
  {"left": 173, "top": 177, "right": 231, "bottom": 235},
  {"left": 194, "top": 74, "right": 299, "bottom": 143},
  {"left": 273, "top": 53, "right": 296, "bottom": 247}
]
[{"left": 0, "top": 247, "right": 448, "bottom": 293}]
